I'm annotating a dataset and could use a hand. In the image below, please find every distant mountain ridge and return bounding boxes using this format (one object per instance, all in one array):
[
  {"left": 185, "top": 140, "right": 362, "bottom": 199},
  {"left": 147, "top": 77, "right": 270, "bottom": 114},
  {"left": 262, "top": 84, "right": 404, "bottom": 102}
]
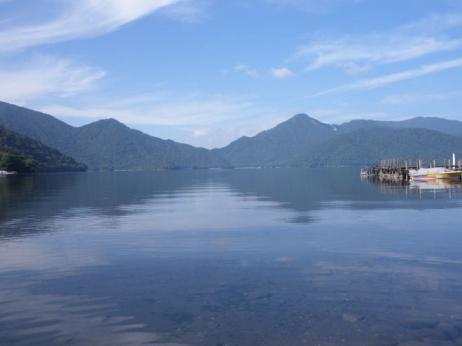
[
  {"left": 297, "top": 126, "right": 462, "bottom": 167},
  {"left": 214, "top": 114, "right": 336, "bottom": 166},
  {"left": 0, "top": 102, "right": 74, "bottom": 151},
  {"left": 339, "top": 116, "right": 462, "bottom": 137},
  {"left": 1, "top": 100, "right": 461, "bottom": 169},
  {"left": 0, "top": 101, "right": 229, "bottom": 170},
  {"left": 216, "top": 113, "right": 462, "bottom": 167},
  {"left": 72, "top": 118, "right": 229, "bottom": 170}
]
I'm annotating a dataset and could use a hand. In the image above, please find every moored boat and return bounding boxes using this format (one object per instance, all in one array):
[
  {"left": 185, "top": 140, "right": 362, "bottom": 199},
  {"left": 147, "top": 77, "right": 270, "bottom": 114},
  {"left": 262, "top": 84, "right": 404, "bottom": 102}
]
[
  {"left": 0, "top": 170, "right": 17, "bottom": 175},
  {"left": 408, "top": 167, "right": 462, "bottom": 181}
]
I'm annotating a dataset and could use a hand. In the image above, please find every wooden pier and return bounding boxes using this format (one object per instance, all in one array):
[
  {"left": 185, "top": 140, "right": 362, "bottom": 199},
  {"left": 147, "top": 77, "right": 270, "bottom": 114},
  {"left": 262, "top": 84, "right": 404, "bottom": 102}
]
[{"left": 362, "top": 156, "right": 462, "bottom": 182}]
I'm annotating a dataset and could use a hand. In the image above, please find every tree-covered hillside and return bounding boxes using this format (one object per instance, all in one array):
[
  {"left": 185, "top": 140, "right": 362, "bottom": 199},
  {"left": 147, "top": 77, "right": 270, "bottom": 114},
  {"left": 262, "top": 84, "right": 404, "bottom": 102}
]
[
  {"left": 72, "top": 119, "right": 230, "bottom": 170},
  {"left": 339, "top": 117, "right": 462, "bottom": 137},
  {"left": 2, "top": 100, "right": 462, "bottom": 170},
  {"left": 216, "top": 114, "right": 336, "bottom": 166},
  {"left": 298, "top": 127, "right": 462, "bottom": 167},
  {"left": 0, "top": 101, "right": 229, "bottom": 170},
  {"left": 0, "top": 127, "right": 87, "bottom": 172}
]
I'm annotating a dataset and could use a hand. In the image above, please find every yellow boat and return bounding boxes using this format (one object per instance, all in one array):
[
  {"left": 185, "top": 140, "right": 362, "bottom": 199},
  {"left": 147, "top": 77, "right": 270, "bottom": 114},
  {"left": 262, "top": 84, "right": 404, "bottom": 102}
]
[{"left": 409, "top": 167, "right": 462, "bottom": 181}]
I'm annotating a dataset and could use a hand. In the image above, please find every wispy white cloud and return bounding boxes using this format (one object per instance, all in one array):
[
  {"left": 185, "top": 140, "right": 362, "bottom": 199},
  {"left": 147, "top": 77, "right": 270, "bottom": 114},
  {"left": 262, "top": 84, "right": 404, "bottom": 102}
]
[
  {"left": 39, "top": 93, "right": 257, "bottom": 126},
  {"left": 0, "top": 0, "right": 180, "bottom": 53},
  {"left": 271, "top": 67, "right": 295, "bottom": 79},
  {"left": 0, "top": 56, "right": 105, "bottom": 104},
  {"left": 351, "top": 58, "right": 462, "bottom": 89},
  {"left": 234, "top": 64, "right": 259, "bottom": 77},
  {"left": 311, "top": 57, "right": 462, "bottom": 97},
  {"left": 381, "top": 90, "right": 462, "bottom": 105},
  {"left": 191, "top": 128, "right": 210, "bottom": 138},
  {"left": 159, "top": 0, "right": 208, "bottom": 23},
  {"left": 399, "top": 13, "right": 462, "bottom": 35},
  {"left": 37, "top": 92, "right": 291, "bottom": 148},
  {"left": 338, "top": 62, "right": 372, "bottom": 76},
  {"left": 299, "top": 36, "right": 462, "bottom": 72},
  {"left": 295, "top": 13, "right": 462, "bottom": 73}
]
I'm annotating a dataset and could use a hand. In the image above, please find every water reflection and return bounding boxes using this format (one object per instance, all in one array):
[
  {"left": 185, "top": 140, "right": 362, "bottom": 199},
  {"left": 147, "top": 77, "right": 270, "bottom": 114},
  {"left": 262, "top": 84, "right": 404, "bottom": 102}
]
[
  {"left": 410, "top": 180, "right": 462, "bottom": 192},
  {"left": 1, "top": 169, "right": 462, "bottom": 345},
  {"left": 363, "top": 175, "right": 462, "bottom": 200},
  {"left": 2, "top": 168, "right": 461, "bottom": 231}
]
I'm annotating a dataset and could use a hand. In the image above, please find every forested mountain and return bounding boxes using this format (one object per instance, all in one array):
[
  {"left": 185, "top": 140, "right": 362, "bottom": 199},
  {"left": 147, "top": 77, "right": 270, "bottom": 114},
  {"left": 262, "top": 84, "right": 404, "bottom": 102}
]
[
  {"left": 298, "top": 127, "right": 462, "bottom": 167},
  {"left": 1, "top": 100, "right": 461, "bottom": 169},
  {"left": 71, "top": 119, "right": 229, "bottom": 170},
  {"left": 0, "top": 127, "right": 86, "bottom": 172},
  {"left": 0, "top": 101, "right": 229, "bottom": 170},
  {"left": 216, "top": 114, "right": 462, "bottom": 167},
  {"left": 215, "top": 114, "right": 336, "bottom": 166},
  {"left": 339, "top": 117, "right": 462, "bottom": 137},
  {"left": 0, "top": 101, "right": 74, "bottom": 151}
]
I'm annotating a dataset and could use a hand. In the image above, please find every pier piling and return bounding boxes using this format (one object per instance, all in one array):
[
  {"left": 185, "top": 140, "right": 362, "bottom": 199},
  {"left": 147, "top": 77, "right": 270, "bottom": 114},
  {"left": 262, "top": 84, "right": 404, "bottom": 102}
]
[{"left": 361, "top": 155, "right": 462, "bottom": 182}]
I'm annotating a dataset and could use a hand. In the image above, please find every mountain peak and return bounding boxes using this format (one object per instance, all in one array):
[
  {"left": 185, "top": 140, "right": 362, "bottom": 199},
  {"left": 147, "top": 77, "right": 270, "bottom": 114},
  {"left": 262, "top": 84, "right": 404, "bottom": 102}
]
[
  {"left": 290, "top": 113, "right": 309, "bottom": 120},
  {"left": 97, "top": 118, "right": 123, "bottom": 125},
  {"left": 87, "top": 118, "right": 128, "bottom": 129},
  {"left": 218, "top": 112, "right": 337, "bottom": 166},
  {"left": 287, "top": 113, "right": 323, "bottom": 124}
]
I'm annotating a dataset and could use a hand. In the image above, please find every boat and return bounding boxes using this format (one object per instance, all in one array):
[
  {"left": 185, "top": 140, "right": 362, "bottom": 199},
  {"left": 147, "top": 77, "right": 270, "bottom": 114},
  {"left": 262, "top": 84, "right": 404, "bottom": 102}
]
[
  {"left": 360, "top": 168, "right": 369, "bottom": 176},
  {"left": 0, "top": 170, "right": 17, "bottom": 175},
  {"left": 408, "top": 167, "right": 462, "bottom": 181}
]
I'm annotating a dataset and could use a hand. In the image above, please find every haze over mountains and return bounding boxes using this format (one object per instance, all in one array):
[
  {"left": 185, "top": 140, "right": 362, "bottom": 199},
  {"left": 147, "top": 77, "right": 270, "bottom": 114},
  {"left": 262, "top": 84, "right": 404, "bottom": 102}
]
[
  {"left": 299, "top": 127, "right": 462, "bottom": 167},
  {"left": 0, "top": 100, "right": 461, "bottom": 171},
  {"left": 218, "top": 114, "right": 462, "bottom": 167},
  {"left": 0, "top": 101, "right": 228, "bottom": 171},
  {"left": 339, "top": 117, "right": 462, "bottom": 137},
  {"left": 214, "top": 114, "right": 337, "bottom": 167}
]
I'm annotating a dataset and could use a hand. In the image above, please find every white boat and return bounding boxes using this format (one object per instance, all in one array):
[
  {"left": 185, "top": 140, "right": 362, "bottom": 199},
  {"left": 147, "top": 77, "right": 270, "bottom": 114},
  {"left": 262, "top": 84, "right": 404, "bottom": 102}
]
[
  {"left": 408, "top": 167, "right": 462, "bottom": 181},
  {"left": 0, "top": 170, "right": 17, "bottom": 175}
]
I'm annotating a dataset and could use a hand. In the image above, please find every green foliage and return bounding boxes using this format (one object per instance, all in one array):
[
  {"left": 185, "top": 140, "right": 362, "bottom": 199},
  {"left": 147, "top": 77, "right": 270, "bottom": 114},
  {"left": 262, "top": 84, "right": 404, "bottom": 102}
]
[
  {"left": 69, "top": 119, "right": 230, "bottom": 170},
  {"left": 2, "top": 100, "right": 462, "bottom": 170},
  {"left": 298, "top": 127, "right": 462, "bottom": 167},
  {"left": 340, "top": 117, "right": 462, "bottom": 137},
  {"left": 216, "top": 114, "right": 336, "bottom": 167},
  {"left": 0, "top": 126, "right": 86, "bottom": 172},
  {"left": 217, "top": 114, "right": 462, "bottom": 168},
  {"left": 0, "top": 151, "right": 36, "bottom": 172},
  {"left": 0, "top": 101, "right": 229, "bottom": 170}
]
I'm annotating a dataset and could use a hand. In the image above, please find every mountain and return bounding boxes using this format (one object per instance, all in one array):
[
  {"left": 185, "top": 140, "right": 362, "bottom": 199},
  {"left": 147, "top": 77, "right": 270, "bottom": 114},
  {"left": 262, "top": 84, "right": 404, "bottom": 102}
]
[
  {"left": 215, "top": 114, "right": 336, "bottom": 166},
  {"left": 71, "top": 119, "right": 229, "bottom": 170},
  {"left": 0, "top": 101, "right": 229, "bottom": 170},
  {"left": 217, "top": 113, "right": 462, "bottom": 167},
  {"left": 0, "top": 126, "right": 86, "bottom": 172},
  {"left": 339, "top": 117, "right": 462, "bottom": 137},
  {"left": 298, "top": 127, "right": 462, "bottom": 167},
  {"left": 0, "top": 101, "right": 75, "bottom": 151},
  {"left": 2, "top": 100, "right": 461, "bottom": 170}
]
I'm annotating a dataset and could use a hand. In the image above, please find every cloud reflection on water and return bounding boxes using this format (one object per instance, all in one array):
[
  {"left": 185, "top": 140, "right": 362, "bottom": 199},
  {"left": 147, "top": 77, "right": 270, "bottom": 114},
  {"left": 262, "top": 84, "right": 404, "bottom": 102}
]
[{"left": 1, "top": 169, "right": 462, "bottom": 345}]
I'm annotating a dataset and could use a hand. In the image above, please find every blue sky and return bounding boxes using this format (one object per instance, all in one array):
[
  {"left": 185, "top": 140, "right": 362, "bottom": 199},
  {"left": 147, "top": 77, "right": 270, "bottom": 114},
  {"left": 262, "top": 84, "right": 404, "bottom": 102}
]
[{"left": 1, "top": 0, "right": 462, "bottom": 148}]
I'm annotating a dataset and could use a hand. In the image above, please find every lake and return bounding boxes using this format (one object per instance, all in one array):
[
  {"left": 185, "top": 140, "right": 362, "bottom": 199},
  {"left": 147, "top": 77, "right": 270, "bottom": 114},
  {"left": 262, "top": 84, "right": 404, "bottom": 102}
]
[{"left": 1, "top": 168, "right": 462, "bottom": 346}]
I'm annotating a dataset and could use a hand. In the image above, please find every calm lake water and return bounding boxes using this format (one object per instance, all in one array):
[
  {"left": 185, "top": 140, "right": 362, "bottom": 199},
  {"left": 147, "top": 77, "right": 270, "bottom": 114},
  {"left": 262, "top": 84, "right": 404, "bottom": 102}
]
[{"left": 1, "top": 168, "right": 462, "bottom": 346}]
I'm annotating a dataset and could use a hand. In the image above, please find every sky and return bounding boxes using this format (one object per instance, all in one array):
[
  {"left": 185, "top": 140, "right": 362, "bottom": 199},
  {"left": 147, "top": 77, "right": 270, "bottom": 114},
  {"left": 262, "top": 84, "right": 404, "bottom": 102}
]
[{"left": 0, "top": 0, "right": 462, "bottom": 148}]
